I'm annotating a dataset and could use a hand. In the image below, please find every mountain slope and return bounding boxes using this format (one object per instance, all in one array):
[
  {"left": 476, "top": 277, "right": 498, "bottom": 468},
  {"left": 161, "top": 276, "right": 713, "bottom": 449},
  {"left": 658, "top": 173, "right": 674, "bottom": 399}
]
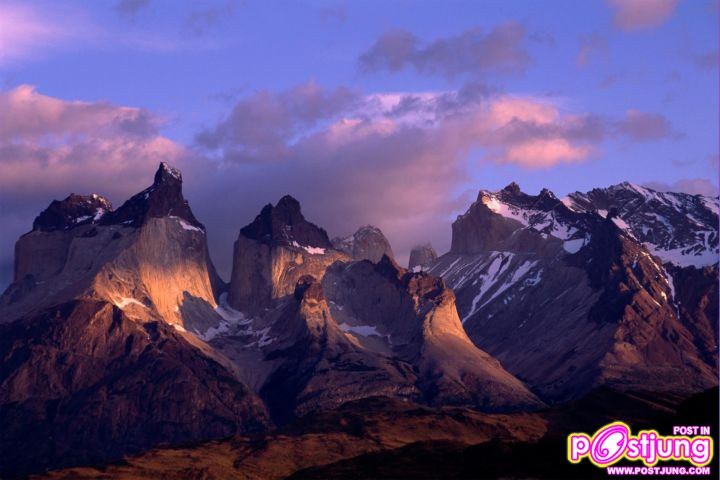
[
  {"left": 322, "top": 256, "right": 543, "bottom": 411},
  {"left": 428, "top": 183, "right": 718, "bottom": 402},
  {"left": 215, "top": 203, "right": 542, "bottom": 421},
  {"left": 0, "top": 163, "right": 269, "bottom": 477}
]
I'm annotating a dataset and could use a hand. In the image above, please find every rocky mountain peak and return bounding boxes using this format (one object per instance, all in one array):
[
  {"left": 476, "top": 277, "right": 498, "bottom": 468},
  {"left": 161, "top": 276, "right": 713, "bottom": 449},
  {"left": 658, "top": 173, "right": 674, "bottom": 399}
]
[
  {"left": 408, "top": 244, "right": 438, "bottom": 270},
  {"left": 101, "top": 162, "right": 203, "bottom": 229},
  {"left": 502, "top": 182, "right": 522, "bottom": 195},
  {"left": 539, "top": 187, "right": 556, "bottom": 199},
  {"left": 331, "top": 225, "right": 394, "bottom": 263},
  {"left": 494, "top": 184, "right": 562, "bottom": 212},
  {"left": 239, "top": 195, "right": 332, "bottom": 248},
  {"left": 154, "top": 161, "right": 183, "bottom": 186},
  {"left": 33, "top": 193, "right": 112, "bottom": 232}
]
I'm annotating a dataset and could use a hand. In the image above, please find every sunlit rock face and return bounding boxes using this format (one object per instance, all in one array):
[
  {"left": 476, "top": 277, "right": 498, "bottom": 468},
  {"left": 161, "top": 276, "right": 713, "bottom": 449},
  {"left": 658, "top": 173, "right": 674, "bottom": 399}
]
[
  {"left": 321, "top": 255, "right": 543, "bottom": 411},
  {"left": 217, "top": 199, "right": 544, "bottom": 421},
  {"left": 2, "top": 162, "right": 223, "bottom": 334},
  {"left": 332, "top": 225, "right": 395, "bottom": 263},
  {"left": 0, "top": 163, "right": 269, "bottom": 477},
  {"left": 428, "top": 182, "right": 718, "bottom": 403}
]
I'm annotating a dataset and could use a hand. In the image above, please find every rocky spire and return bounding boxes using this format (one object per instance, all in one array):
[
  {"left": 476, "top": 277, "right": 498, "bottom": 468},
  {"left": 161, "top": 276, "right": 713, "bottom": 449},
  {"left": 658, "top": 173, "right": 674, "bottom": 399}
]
[
  {"left": 101, "top": 162, "right": 203, "bottom": 229},
  {"left": 501, "top": 182, "right": 522, "bottom": 196}
]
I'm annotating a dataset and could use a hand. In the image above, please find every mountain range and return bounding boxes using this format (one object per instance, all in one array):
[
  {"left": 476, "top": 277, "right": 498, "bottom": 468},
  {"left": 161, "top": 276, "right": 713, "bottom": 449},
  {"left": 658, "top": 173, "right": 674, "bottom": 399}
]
[{"left": 0, "top": 163, "right": 716, "bottom": 478}]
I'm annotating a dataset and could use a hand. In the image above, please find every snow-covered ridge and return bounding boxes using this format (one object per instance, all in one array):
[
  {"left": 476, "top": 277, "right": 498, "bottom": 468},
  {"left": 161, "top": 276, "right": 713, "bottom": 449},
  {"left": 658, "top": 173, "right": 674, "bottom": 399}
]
[
  {"left": 427, "top": 251, "right": 544, "bottom": 324},
  {"left": 568, "top": 182, "right": 719, "bottom": 267},
  {"left": 478, "top": 191, "right": 591, "bottom": 253}
]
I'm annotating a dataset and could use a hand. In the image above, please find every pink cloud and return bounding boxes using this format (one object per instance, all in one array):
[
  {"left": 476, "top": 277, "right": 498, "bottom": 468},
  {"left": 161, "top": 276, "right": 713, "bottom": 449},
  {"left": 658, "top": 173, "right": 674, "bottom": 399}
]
[
  {"left": 0, "top": 85, "right": 160, "bottom": 141},
  {"left": 0, "top": 3, "right": 73, "bottom": 65},
  {"left": 194, "top": 84, "right": 602, "bottom": 270},
  {"left": 0, "top": 85, "right": 183, "bottom": 199},
  {"left": 501, "top": 139, "right": 592, "bottom": 168},
  {"left": 607, "top": 0, "right": 679, "bottom": 31},
  {"left": 0, "top": 86, "right": 186, "bottom": 284}
]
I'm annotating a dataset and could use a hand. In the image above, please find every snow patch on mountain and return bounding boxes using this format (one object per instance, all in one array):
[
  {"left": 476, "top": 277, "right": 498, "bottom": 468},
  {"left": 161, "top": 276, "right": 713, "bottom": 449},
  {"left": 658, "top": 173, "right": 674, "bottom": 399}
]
[{"left": 291, "top": 241, "right": 326, "bottom": 255}]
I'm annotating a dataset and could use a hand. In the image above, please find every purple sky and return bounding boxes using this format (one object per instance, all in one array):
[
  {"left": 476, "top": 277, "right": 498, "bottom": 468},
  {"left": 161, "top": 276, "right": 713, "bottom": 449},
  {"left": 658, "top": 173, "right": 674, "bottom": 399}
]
[{"left": 0, "top": 0, "right": 717, "bottom": 285}]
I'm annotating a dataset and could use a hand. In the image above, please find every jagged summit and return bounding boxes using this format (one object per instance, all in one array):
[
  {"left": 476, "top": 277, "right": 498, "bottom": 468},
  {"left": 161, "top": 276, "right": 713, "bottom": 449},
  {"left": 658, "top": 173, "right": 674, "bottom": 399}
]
[
  {"left": 154, "top": 161, "right": 182, "bottom": 185},
  {"left": 29, "top": 163, "right": 197, "bottom": 233},
  {"left": 101, "top": 162, "right": 203, "bottom": 229},
  {"left": 454, "top": 183, "right": 589, "bottom": 255},
  {"left": 240, "top": 194, "right": 332, "bottom": 248},
  {"left": 229, "top": 195, "right": 346, "bottom": 312},
  {"left": 429, "top": 179, "right": 718, "bottom": 403},
  {"left": 501, "top": 181, "right": 522, "bottom": 195},
  {"left": 32, "top": 193, "right": 112, "bottom": 232},
  {"left": 567, "top": 181, "right": 719, "bottom": 267}
]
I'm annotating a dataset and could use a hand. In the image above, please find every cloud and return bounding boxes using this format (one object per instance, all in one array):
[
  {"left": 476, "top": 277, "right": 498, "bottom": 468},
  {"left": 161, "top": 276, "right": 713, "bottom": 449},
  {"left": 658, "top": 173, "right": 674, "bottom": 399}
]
[
  {"left": 0, "top": 85, "right": 181, "bottom": 198},
  {"left": 643, "top": 178, "right": 719, "bottom": 196},
  {"left": 114, "top": 0, "right": 151, "bottom": 17},
  {"left": 197, "top": 82, "right": 598, "bottom": 169},
  {"left": 193, "top": 82, "right": 604, "bottom": 272},
  {"left": 183, "top": 2, "right": 236, "bottom": 36},
  {"left": 615, "top": 109, "right": 682, "bottom": 140},
  {"left": 0, "top": 3, "right": 83, "bottom": 66},
  {"left": 0, "top": 83, "right": 689, "bottom": 289},
  {"left": 576, "top": 33, "right": 608, "bottom": 68},
  {"left": 607, "top": 0, "right": 679, "bottom": 31},
  {"left": 318, "top": 5, "right": 347, "bottom": 24},
  {"left": 0, "top": 85, "right": 185, "bottom": 287},
  {"left": 358, "top": 23, "right": 530, "bottom": 79},
  {"left": 197, "top": 81, "right": 361, "bottom": 161},
  {"left": 0, "top": 85, "right": 161, "bottom": 141}
]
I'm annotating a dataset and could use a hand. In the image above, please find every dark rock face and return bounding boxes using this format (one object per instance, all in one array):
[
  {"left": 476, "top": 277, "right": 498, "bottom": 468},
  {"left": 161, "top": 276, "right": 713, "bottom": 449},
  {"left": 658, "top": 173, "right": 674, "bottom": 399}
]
[
  {"left": 33, "top": 193, "right": 112, "bottom": 231},
  {"left": 260, "top": 276, "right": 420, "bottom": 423},
  {"left": 0, "top": 299, "right": 268, "bottom": 478},
  {"left": 428, "top": 182, "right": 719, "bottom": 403},
  {"left": 101, "top": 162, "right": 204, "bottom": 229},
  {"left": 408, "top": 243, "right": 437, "bottom": 270},
  {"left": 240, "top": 195, "right": 332, "bottom": 248},
  {"left": 332, "top": 225, "right": 394, "bottom": 263},
  {"left": 665, "top": 264, "right": 719, "bottom": 367}
]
